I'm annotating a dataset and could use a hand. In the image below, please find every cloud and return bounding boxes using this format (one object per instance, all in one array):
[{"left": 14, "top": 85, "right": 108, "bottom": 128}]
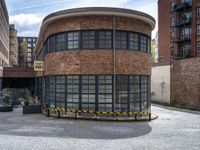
[
  {"left": 18, "top": 30, "right": 40, "bottom": 37},
  {"left": 9, "top": 0, "right": 69, "bottom": 12},
  {"left": 131, "top": 2, "right": 158, "bottom": 38},
  {"left": 9, "top": 13, "right": 42, "bottom": 27},
  {"left": 68, "top": 0, "right": 131, "bottom": 8},
  {"left": 6, "top": 0, "right": 158, "bottom": 37}
]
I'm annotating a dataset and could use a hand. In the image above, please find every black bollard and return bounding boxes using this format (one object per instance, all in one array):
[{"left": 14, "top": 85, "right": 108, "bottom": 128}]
[
  {"left": 47, "top": 108, "right": 50, "bottom": 117},
  {"left": 58, "top": 110, "right": 60, "bottom": 118},
  {"left": 149, "top": 113, "right": 151, "bottom": 121}
]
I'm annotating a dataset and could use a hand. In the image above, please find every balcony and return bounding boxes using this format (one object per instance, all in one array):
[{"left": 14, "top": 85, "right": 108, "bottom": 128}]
[
  {"left": 174, "top": 49, "right": 191, "bottom": 59},
  {"left": 173, "top": 17, "right": 192, "bottom": 28},
  {"left": 173, "top": 2, "right": 192, "bottom": 12},
  {"left": 173, "top": 34, "right": 191, "bottom": 43}
]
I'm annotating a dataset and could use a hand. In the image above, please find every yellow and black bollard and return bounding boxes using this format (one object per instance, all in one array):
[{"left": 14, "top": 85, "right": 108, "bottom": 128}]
[{"left": 134, "top": 113, "right": 137, "bottom": 121}]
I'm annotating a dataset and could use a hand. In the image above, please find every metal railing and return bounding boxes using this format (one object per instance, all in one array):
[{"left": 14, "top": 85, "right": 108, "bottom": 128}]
[
  {"left": 173, "top": 2, "right": 192, "bottom": 12},
  {"left": 173, "top": 17, "right": 192, "bottom": 27},
  {"left": 173, "top": 34, "right": 191, "bottom": 43}
]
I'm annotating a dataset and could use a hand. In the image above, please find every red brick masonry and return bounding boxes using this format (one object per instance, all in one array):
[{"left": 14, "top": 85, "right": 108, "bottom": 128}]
[
  {"left": 3, "top": 67, "right": 35, "bottom": 78},
  {"left": 36, "top": 15, "right": 151, "bottom": 56},
  {"left": 44, "top": 50, "right": 151, "bottom": 76},
  {"left": 171, "top": 58, "right": 200, "bottom": 110}
]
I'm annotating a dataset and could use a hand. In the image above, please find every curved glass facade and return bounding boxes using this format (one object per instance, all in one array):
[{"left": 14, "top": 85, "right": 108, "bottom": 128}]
[
  {"left": 37, "top": 75, "right": 151, "bottom": 112},
  {"left": 36, "top": 30, "right": 151, "bottom": 60}
]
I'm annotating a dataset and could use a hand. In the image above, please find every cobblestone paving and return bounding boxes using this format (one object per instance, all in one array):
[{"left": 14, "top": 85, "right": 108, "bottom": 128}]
[{"left": 0, "top": 104, "right": 199, "bottom": 150}]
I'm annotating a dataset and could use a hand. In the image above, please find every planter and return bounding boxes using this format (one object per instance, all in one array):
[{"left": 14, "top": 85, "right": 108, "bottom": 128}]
[
  {"left": 0, "top": 105, "right": 13, "bottom": 112},
  {"left": 23, "top": 105, "right": 42, "bottom": 114}
]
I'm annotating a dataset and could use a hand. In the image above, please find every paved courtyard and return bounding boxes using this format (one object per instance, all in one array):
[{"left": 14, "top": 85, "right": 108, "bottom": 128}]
[{"left": 0, "top": 104, "right": 199, "bottom": 150}]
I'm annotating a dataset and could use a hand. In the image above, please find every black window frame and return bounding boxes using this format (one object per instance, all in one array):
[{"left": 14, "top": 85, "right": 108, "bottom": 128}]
[
  {"left": 81, "top": 75, "right": 96, "bottom": 111},
  {"left": 67, "top": 31, "right": 80, "bottom": 50},
  {"left": 36, "top": 30, "right": 151, "bottom": 60},
  {"left": 98, "top": 30, "right": 112, "bottom": 49},
  {"left": 129, "top": 32, "right": 139, "bottom": 51},
  {"left": 66, "top": 76, "right": 80, "bottom": 110},
  {"left": 98, "top": 75, "right": 113, "bottom": 112},
  {"left": 115, "top": 31, "right": 128, "bottom": 49},
  {"left": 140, "top": 35, "right": 147, "bottom": 52},
  {"left": 56, "top": 32, "right": 66, "bottom": 51},
  {"left": 49, "top": 35, "right": 56, "bottom": 52},
  {"left": 81, "top": 30, "right": 96, "bottom": 49}
]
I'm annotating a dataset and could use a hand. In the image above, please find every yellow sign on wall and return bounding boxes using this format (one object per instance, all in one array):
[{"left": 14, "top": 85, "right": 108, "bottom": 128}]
[{"left": 34, "top": 61, "right": 44, "bottom": 71}]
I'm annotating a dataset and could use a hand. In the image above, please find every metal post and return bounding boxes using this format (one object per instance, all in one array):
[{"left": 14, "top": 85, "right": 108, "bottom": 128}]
[
  {"left": 113, "top": 16, "right": 116, "bottom": 112},
  {"left": 149, "top": 113, "right": 151, "bottom": 121},
  {"left": 57, "top": 110, "right": 60, "bottom": 118},
  {"left": 47, "top": 108, "right": 50, "bottom": 117}
]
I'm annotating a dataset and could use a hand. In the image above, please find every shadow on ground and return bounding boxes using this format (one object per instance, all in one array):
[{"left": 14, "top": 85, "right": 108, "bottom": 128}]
[{"left": 0, "top": 108, "right": 152, "bottom": 140}]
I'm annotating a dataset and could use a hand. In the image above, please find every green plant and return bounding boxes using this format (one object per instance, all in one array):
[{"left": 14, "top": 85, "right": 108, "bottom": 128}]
[
  {"left": 151, "top": 92, "right": 156, "bottom": 97},
  {"left": 3, "top": 96, "right": 11, "bottom": 105},
  {"left": 171, "top": 95, "right": 179, "bottom": 105},
  {"left": 24, "top": 100, "right": 29, "bottom": 106},
  {"left": 151, "top": 40, "right": 156, "bottom": 64}
]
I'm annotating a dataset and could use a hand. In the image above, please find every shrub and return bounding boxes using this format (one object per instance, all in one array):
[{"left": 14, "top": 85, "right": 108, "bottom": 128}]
[
  {"left": 171, "top": 95, "right": 179, "bottom": 105},
  {"left": 24, "top": 100, "right": 29, "bottom": 106}
]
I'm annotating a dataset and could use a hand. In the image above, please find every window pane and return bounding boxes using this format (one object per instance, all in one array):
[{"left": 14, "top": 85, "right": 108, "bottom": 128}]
[
  {"left": 116, "top": 76, "right": 128, "bottom": 112},
  {"left": 67, "top": 76, "right": 79, "bottom": 110},
  {"left": 56, "top": 33, "right": 65, "bottom": 51},
  {"left": 140, "top": 35, "right": 147, "bottom": 52},
  {"left": 98, "top": 76, "right": 113, "bottom": 112},
  {"left": 130, "top": 33, "right": 139, "bottom": 50},
  {"left": 98, "top": 31, "right": 112, "bottom": 49},
  {"left": 49, "top": 35, "right": 55, "bottom": 52},
  {"left": 82, "top": 31, "right": 95, "bottom": 49},
  {"left": 81, "top": 76, "right": 96, "bottom": 111},
  {"left": 116, "top": 31, "right": 127, "bottom": 49},
  {"left": 67, "top": 32, "right": 79, "bottom": 49}
]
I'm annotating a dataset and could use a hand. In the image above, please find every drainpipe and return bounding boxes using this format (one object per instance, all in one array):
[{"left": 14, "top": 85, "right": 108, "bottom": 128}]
[{"left": 113, "top": 16, "right": 116, "bottom": 112}]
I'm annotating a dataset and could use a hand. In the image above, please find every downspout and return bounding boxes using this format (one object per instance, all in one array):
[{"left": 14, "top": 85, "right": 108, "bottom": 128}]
[{"left": 113, "top": 16, "right": 116, "bottom": 112}]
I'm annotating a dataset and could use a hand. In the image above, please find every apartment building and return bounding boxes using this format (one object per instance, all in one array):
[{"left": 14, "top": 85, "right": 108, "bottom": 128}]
[
  {"left": 18, "top": 37, "right": 37, "bottom": 68},
  {"left": 158, "top": 0, "right": 200, "bottom": 64},
  {"left": 153, "top": 0, "right": 200, "bottom": 110},
  {"left": 9, "top": 24, "right": 18, "bottom": 67},
  {"left": 0, "top": 0, "right": 9, "bottom": 89}
]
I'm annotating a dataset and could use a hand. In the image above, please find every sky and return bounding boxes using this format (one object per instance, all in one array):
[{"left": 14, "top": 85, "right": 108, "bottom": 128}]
[{"left": 5, "top": 0, "right": 158, "bottom": 38}]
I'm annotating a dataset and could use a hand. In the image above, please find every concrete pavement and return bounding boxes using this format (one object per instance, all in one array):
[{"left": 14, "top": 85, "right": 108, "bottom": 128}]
[{"left": 0, "top": 104, "right": 199, "bottom": 150}]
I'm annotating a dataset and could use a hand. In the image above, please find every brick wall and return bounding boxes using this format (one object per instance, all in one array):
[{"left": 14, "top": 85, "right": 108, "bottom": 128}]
[
  {"left": 3, "top": 67, "right": 36, "bottom": 78},
  {"left": 35, "top": 14, "right": 152, "bottom": 77},
  {"left": 36, "top": 15, "right": 151, "bottom": 55},
  {"left": 171, "top": 58, "right": 200, "bottom": 110},
  {"left": 158, "top": 0, "right": 171, "bottom": 64},
  {"left": 44, "top": 50, "right": 151, "bottom": 76}
]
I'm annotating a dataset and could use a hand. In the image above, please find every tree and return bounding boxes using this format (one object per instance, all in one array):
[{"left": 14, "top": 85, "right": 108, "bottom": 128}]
[{"left": 151, "top": 40, "right": 156, "bottom": 64}]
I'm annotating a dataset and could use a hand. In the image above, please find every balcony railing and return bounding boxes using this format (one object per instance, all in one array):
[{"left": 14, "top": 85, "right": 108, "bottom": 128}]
[
  {"left": 173, "top": 34, "right": 191, "bottom": 43},
  {"left": 174, "top": 49, "right": 191, "bottom": 59},
  {"left": 173, "top": 17, "right": 192, "bottom": 27},
  {"left": 173, "top": 2, "right": 192, "bottom": 12}
]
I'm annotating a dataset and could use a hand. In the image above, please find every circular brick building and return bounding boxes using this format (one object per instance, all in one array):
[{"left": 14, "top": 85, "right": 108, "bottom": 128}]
[{"left": 35, "top": 7, "right": 155, "bottom": 117}]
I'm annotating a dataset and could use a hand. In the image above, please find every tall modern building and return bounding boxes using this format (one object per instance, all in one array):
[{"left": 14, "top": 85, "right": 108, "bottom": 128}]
[
  {"left": 35, "top": 7, "right": 155, "bottom": 117},
  {"left": 0, "top": 0, "right": 9, "bottom": 89},
  {"left": 158, "top": 0, "right": 199, "bottom": 64},
  {"left": 18, "top": 37, "right": 37, "bottom": 68},
  {"left": 9, "top": 24, "right": 18, "bottom": 67}
]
